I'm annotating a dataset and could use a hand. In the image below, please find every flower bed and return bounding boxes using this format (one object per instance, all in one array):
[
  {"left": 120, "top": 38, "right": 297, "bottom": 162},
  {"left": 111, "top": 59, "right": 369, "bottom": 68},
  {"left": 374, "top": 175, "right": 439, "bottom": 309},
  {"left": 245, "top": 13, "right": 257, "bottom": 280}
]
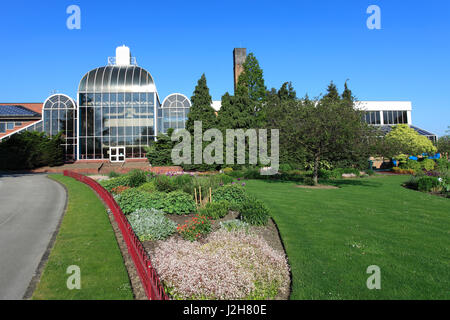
[
  {"left": 100, "top": 169, "right": 292, "bottom": 299},
  {"left": 152, "top": 229, "right": 290, "bottom": 300}
]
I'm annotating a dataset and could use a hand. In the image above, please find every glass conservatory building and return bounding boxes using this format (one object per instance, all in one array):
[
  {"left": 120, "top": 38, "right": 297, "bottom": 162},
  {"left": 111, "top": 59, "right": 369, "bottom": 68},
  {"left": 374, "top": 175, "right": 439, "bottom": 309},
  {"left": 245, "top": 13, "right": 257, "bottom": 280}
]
[{"left": 75, "top": 45, "right": 190, "bottom": 161}]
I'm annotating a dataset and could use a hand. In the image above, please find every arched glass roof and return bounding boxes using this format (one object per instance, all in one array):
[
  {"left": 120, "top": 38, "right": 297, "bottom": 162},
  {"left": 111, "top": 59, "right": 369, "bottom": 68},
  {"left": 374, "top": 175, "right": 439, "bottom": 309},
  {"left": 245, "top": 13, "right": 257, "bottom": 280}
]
[
  {"left": 43, "top": 94, "right": 76, "bottom": 109},
  {"left": 78, "top": 65, "right": 157, "bottom": 93},
  {"left": 161, "top": 93, "right": 191, "bottom": 109}
]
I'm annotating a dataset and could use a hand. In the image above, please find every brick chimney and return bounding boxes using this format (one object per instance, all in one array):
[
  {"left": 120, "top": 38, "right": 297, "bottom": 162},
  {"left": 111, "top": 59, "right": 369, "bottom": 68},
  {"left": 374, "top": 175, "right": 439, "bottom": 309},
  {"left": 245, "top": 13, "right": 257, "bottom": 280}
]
[{"left": 233, "top": 48, "right": 247, "bottom": 94}]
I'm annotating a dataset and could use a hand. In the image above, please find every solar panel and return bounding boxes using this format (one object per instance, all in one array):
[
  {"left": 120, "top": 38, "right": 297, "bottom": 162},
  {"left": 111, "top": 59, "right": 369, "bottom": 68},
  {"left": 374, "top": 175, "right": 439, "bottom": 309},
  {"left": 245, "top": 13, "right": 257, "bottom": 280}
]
[
  {"left": 0, "top": 105, "right": 40, "bottom": 117},
  {"left": 410, "top": 125, "right": 436, "bottom": 137}
]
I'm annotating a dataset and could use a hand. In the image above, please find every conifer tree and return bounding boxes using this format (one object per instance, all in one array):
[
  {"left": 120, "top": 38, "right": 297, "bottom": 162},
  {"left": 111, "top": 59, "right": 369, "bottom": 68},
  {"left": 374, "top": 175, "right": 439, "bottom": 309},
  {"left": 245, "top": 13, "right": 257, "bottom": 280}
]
[
  {"left": 236, "top": 53, "right": 267, "bottom": 104},
  {"left": 185, "top": 73, "right": 217, "bottom": 134}
]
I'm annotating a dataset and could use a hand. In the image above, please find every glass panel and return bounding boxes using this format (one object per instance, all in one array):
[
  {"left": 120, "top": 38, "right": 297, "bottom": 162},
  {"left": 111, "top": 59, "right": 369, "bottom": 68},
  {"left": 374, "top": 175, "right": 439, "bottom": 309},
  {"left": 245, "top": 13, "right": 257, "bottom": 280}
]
[
  {"left": 94, "top": 67, "right": 105, "bottom": 91},
  {"left": 110, "top": 67, "right": 120, "bottom": 91},
  {"left": 86, "top": 107, "right": 94, "bottom": 136},
  {"left": 94, "top": 138, "right": 102, "bottom": 159},
  {"left": 86, "top": 138, "right": 94, "bottom": 159},
  {"left": 125, "top": 66, "right": 134, "bottom": 87},
  {"left": 87, "top": 70, "right": 96, "bottom": 92},
  {"left": 94, "top": 93, "right": 101, "bottom": 105},
  {"left": 80, "top": 138, "right": 86, "bottom": 159},
  {"left": 86, "top": 93, "right": 94, "bottom": 106},
  {"left": 95, "top": 108, "right": 102, "bottom": 136},
  {"left": 102, "top": 66, "right": 112, "bottom": 92},
  {"left": 403, "top": 111, "right": 408, "bottom": 124},
  {"left": 117, "top": 67, "right": 126, "bottom": 89},
  {"left": 118, "top": 93, "right": 124, "bottom": 105},
  {"left": 79, "top": 74, "right": 87, "bottom": 92},
  {"left": 133, "top": 68, "right": 141, "bottom": 87}
]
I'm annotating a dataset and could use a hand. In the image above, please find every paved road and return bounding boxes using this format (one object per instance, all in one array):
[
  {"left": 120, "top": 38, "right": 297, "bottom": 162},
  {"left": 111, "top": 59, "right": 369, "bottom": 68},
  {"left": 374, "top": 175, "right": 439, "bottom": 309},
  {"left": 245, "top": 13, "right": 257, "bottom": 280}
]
[{"left": 0, "top": 174, "right": 66, "bottom": 300}]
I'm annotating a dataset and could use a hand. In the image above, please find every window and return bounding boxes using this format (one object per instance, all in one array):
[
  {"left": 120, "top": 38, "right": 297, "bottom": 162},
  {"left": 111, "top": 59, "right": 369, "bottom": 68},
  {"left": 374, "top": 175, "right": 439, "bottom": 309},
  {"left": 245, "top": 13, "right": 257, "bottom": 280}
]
[
  {"left": 0, "top": 122, "right": 5, "bottom": 133},
  {"left": 7, "top": 122, "right": 14, "bottom": 130},
  {"left": 383, "top": 110, "right": 408, "bottom": 125},
  {"left": 364, "top": 111, "right": 381, "bottom": 125},
  {"left": 43, "top": 94, "right": 77, "bottom": 161},
  {"left": 159, "top": 93, "right": 192, "bottom": 133}
]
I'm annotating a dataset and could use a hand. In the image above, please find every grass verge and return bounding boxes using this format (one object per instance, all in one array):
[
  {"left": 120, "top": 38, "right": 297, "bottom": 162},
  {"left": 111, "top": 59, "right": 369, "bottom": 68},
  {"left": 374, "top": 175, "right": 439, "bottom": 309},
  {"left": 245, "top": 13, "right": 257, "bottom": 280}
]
[
  {"left": 245, "top": 175, "right": 450, "bottom": 299},
  {"left": 32, "top": 174, "right": 133, "bottom": 300}
]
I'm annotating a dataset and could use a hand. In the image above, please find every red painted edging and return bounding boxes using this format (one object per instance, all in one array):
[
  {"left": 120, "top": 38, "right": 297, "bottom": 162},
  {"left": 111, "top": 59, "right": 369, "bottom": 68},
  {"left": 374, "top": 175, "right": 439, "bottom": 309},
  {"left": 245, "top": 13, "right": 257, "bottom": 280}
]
[{"left": 63, "top": 170, "right": 168, "bottom": 300}]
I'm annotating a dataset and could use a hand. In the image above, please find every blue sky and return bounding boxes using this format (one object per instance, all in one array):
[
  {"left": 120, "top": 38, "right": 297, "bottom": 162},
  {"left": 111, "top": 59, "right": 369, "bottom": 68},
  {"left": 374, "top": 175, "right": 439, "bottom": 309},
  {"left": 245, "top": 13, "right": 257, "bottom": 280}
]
[{"left": 0, "top": 0, "right": 449, "bottom": 136}]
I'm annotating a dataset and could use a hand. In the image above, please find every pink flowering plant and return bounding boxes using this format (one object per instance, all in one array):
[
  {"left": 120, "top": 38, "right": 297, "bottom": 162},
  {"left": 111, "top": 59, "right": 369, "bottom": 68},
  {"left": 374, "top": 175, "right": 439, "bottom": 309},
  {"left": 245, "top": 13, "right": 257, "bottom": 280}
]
[
  {"left": 152, "top": 229, "right": 290, "bottom": 300},
  {"left": 177, "top": 214, "right": 212, "bottom": 241}
]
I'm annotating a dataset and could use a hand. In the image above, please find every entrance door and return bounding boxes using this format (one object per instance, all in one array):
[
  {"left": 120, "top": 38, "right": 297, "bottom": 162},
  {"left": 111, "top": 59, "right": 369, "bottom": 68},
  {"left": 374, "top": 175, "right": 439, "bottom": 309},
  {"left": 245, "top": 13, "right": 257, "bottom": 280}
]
[{"left": 110, "top": 147, "right": 125, "bottom": 162}]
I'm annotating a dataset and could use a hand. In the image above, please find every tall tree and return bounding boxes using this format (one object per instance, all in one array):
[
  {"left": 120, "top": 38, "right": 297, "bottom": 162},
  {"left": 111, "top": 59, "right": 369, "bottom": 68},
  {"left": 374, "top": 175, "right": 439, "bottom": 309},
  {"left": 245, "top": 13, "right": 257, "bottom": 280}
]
[
  {"left": 292, "top": 82, "right": 370, "bottom": 184},
  {"left": 322, "top": 81, "right": 340, "bottom": 102},
  {"left": 185, "top": 73, "right": 217, "bottom": 134},
  {"left": 277, "top": 82, "right": 297, "bottom": 101},
  {"left": 236, "top": 53, "right": 267, "bottom": 103},
  {"left": 217, "top": 92, "right": 255, "bottom": 130},
  {"left": 342, "top": 80, "right": 354, "bottom": 104},
  {"left": 235, "top": 53, "right": 267, "bottom": 128}
]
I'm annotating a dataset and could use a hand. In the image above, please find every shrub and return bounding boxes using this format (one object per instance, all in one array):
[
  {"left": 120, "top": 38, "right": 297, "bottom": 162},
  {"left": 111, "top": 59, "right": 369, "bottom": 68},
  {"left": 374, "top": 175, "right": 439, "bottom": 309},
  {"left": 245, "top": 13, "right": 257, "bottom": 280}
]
[
  {"left": 318, "top": 169, "right": 332, "bottom": 180},
  {"left": 239, "top": 197, "right": 270, "bottom": 226},
  {"left": 111, "top": 185, "right": 130, "bottom": 195},
  {"left": 404, "top": 175, "right": 419, "bottom": 190},
  {"left": 117, "top": 189, "right": 166, "bottom": 214},
  {"left": 177, "top": 214, "right": 212, "bottom": 241},
  {"left": 421, "top": 159, "right": 436, "bottom": 171},
  {"left": 127, "top": 208, "right": 177, "bottom": 241},
  {"left": 223, "top": 167, "right": 233, "bottom": 174},
  {"left": 127, "top": 169, "right": 147, "bottom": 188},
  {"left": 401, "top": 159, "right": 422, "bottom": 172},
  {"left": 334, "top": 168, "right": 360, "bottom": 178},
  {"left": 417, "top": 176, "right": 440, "bottom": 192},
  {"left": 100, "top": 175, "right": 130, "bottom": 192},
  {"left": 0, "top": 131, "right": 65, "bottom": 170},
  {"left": 279, "top": 164, "right": 292, "bottom": 173},
  {"left": 303, "top": 177, "right": 315, "bottom": 186},
  {"left": 153, "top": 230, "right": 290, "bottom": 299},
  {"left": 212, "top": 185, "right": 249, "bottom": 208},
  {"left": 366, "top": 169, "right": 375, "bottom": 176},
  {"left": 220, "top": 219, "right": 250, "bottom": 232},
  {"left": 154, "top": 174, "right": 183, "bottom": 193},
  {"left": 436, "top": 158, "right": 449, "bottom": 171},
  {"left": 108, "top": 171, "right": 121, "bottom": 178},
  {"left": 146, "top": 192, "right": 168, "bottom": 211},
  {"left": 137, "top": 181, "right": 156, "bottom": 193},
  {"left": 199, "top": 200, "right": 231, "bottom": 219},
  {"left": 242, "top": 168, "right": 261, "bottom": 179},
  {"left": 163, "top": 191, "right": 196, "bottom": 215}
]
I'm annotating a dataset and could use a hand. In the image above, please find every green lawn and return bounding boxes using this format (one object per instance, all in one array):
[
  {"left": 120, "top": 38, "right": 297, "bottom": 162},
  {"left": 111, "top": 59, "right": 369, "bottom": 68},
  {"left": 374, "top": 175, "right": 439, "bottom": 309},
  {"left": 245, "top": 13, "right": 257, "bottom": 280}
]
[
  {"left": 245, "top": 175, "right": 450, "bottom": 299},
  {"left": 32, "top": 175, "right": 133, "bottom": 300}
]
